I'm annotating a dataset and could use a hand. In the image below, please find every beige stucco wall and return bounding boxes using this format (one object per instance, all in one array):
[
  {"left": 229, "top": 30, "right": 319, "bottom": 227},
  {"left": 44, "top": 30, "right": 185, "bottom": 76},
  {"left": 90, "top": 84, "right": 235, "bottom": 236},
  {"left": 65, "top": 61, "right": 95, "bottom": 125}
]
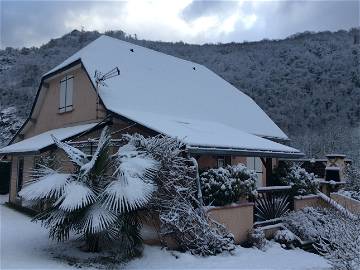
[
  {"left": 24, "top": 67, "right": 106, "bottom": 139},
  {"left": 330, "top": 192, "right": 360, "bottom": 214},
  {"left": 206, "top": 203, "right": 254, "bottom": 244}
]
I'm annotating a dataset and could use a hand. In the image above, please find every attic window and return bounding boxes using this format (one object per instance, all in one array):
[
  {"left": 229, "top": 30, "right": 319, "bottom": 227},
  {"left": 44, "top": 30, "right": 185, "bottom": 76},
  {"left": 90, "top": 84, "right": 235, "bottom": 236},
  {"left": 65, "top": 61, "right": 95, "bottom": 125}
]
[{"left": 59, "top": 75, "right": 74, "bottom": 113}]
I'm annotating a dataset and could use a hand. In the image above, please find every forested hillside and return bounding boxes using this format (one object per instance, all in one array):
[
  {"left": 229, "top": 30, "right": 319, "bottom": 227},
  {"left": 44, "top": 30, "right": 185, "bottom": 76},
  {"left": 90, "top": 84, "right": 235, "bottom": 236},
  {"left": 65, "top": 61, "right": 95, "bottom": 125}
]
[{"left": 0, "top": 29, "right": 359, "bottom": 163}]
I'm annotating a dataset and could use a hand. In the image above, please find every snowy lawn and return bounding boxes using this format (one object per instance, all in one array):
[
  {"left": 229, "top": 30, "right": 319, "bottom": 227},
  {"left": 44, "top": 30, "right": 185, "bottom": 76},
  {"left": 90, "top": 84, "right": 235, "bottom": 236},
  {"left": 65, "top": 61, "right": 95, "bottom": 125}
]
[{"left": 0, "top": 195, "right": 330, "bottom": 270}]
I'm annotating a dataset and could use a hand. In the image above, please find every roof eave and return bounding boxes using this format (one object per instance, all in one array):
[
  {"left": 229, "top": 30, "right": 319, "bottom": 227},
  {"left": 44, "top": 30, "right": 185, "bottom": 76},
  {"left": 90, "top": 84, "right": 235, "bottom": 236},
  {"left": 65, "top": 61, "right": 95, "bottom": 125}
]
[{"left": 188, "top": 145, "right": 305, "bottom": 159}]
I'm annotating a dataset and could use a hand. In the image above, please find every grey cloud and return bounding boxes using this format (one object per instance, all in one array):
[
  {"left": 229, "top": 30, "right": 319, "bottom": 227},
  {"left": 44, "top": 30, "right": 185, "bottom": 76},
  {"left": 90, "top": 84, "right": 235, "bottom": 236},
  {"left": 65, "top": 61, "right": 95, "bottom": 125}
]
[{"left": 181, "top": 0, "right": 239, "bottom": 20}]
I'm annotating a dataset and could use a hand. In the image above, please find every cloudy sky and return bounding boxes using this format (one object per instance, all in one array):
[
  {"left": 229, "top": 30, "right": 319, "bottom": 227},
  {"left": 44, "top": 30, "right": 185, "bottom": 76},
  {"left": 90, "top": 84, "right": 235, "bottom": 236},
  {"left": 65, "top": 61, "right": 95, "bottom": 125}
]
[{"left": 0, "top": 0, "right": 359, "bottom": 48}]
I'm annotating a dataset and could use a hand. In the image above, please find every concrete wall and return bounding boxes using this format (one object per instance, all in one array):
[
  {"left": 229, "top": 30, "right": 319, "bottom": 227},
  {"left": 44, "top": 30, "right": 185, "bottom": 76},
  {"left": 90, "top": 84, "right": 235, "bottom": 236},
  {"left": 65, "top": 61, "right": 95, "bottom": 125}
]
[
  {"left": 294, "top": 194, "right": 329, "bottom": 211},
  {"left": 206, "top": 203, "right": 254, "bottom": 244},
  {"left": 330, "top": 192, "right": 360, "bottom": 214}
]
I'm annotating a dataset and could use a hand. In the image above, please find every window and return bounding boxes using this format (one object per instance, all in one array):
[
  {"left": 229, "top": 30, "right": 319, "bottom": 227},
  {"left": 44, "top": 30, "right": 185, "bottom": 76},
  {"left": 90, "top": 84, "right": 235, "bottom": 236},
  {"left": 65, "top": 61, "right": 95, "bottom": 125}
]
[
  {"left": 217, "top": 156, "right": 230, "bottom": 168},
  {"left": 59, "top": 75, "right": 74, "bottom": 113},
  {"left": 217, "top": 157, "right": 225, "bottom": 168},
  {"left": 246, "top": 157, "right": 263, "bottom": 187},
  {"left": 17, "top": 157, "right": 24, "bottom": 192}
]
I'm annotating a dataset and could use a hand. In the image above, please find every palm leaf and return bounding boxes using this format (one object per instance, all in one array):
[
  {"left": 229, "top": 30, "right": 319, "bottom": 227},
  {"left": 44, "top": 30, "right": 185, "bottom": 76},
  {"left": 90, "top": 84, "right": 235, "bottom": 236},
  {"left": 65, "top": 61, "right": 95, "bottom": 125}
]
[
  {"left": 52, "top": 135, "right": 88, "bottom": 167},
  {"left": 81, "top": 204, "right": 117, "bottom": 234},
  {"left": 57, "top": 181, "right": 96, "bottom": 212},
  {"left": 80, "top": 126, "right": 111, "bottom": 178},
  {"left": 19, "top": 167, "right": 70, "bottom": 201},
  {"left": 102, "top": 176, "right": 156, "bottom": 213}
]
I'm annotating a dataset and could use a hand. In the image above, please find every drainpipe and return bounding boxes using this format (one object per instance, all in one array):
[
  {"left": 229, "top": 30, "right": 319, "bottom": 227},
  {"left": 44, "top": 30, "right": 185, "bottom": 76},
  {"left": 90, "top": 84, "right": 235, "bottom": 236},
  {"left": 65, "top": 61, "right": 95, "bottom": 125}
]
[{"left": 189, "top": 156, "right": 204, "bottom": 206}]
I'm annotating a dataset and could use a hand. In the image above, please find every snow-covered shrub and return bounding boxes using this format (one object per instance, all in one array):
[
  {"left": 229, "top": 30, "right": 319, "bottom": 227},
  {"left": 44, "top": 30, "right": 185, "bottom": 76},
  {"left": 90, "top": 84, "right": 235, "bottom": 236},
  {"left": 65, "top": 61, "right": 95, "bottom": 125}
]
[
  {"left": 247, "top": 228, "right": 267, "bottom": 250},
  {"left": 280, "top": 165, "right": 319, "bottom": 195},
  {"left": 126, "top": 134, "right": 235, "bottom": 256},
  {"left": 274, "top": 229, "right": 297, "bottom": 249},
  {"left": 200, "top": 164, "right": 257, "bottom": 206},
  {"left": 338, "top": 165, "right": 360, "bottom": 201},
  {"left": 19, "top": 127, "right": 158, "bottom": 256},
  {"left": 283, "top": 207, "right": 360, "bottom": 270}
]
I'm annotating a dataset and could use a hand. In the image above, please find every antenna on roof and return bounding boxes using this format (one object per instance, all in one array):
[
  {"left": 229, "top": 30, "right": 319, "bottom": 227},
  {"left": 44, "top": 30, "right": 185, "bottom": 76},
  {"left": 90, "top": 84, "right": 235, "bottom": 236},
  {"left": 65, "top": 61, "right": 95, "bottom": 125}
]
[{"left": 94, "top": 67, "right": 120, "bottom": 119}]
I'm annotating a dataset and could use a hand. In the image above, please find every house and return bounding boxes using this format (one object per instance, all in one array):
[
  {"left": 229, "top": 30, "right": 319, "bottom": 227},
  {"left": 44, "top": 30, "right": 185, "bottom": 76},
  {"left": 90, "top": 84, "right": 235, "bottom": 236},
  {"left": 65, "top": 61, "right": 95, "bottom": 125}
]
[{"left": 0, "top": 35, "right": 303, "bottom": 207}]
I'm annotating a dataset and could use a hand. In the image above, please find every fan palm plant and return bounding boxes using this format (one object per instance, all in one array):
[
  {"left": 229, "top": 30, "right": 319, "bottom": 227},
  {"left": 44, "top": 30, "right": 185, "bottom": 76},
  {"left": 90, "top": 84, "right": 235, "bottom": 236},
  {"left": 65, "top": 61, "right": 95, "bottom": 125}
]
[{"left": 19, "top": 126, "right": 158, "bottom": 254}]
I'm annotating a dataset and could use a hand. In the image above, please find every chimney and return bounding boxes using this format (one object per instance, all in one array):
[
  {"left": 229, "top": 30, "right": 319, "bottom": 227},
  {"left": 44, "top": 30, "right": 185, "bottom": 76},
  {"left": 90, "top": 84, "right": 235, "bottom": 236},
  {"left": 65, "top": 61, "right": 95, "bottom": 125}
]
[{"left": 325, "top": 154, "right": 346, "bottom": 182}]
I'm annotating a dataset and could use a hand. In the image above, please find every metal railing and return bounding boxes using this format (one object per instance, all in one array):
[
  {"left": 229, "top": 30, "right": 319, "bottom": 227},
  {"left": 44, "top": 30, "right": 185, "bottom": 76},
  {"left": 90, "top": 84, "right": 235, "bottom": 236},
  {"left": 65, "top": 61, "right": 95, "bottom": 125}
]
[{"left": 254, "top": 185, "right": 294, "bottom": 224}]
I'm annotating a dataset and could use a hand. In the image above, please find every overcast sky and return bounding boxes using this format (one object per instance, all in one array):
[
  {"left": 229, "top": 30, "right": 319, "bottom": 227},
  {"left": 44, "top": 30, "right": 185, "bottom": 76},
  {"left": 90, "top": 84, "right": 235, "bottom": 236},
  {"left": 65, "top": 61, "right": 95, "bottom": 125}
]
[{"left": 0, "top": 0, "right": 359, "bottom": 48}]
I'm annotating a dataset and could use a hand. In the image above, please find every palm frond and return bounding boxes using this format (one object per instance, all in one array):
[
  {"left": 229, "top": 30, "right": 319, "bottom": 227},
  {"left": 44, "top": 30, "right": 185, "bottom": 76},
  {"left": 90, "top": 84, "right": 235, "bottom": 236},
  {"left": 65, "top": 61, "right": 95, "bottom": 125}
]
[
  {"left": 19, "top": 167, "right": 70, "bottom": 201},
  {"left": 80, "top": 126, "right": 111, "bottom": 178},
  {"left": 57, "top": 181, "right": 96, "bottom": 212},
  {"left": 81, "top": 204, "right": 118, "bottom": 234},
  {"left": 102, "top": 176, "right": 156, "bottom": 213},
  {"left": 52, "top": 135, "right": 88, "bottom": 167}
]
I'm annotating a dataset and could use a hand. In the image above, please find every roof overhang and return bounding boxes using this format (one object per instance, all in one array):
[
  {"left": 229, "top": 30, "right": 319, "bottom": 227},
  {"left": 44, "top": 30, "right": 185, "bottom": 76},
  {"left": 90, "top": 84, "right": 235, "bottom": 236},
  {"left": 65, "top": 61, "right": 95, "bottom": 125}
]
[
  {"left": 0, "top": 122, "right": 105, "bottom": 156},
  {"left": 188, "top": 145, "right": 305, "bottom": 158}
]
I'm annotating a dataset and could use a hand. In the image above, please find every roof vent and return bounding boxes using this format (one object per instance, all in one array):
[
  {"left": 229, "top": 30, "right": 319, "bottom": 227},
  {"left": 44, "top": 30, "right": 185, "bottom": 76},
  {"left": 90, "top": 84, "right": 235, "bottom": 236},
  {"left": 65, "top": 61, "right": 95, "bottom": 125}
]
[
  {"left": 130, "top": 48, "right": 134, "bottom": 52},
  {"left": 193, "top": 67, "right": 196, "bottom": 70}
]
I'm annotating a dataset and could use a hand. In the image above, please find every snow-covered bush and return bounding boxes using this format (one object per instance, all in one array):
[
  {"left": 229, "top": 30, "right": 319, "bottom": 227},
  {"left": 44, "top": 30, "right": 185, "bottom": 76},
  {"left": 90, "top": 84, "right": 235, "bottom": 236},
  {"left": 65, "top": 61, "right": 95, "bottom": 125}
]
[
  {"left": 283, "top": 207, "right": 360, "bottom": 270},
  {"left": 280, "top": 165, "right": 319, "bottom": 195},
  {"left": 200, "top": 164, "right": 257, "bottom": 206},
  {"left": 247, "top": 228, "right": 267, "bottom": 250},
  {"left": 274, "top": 229, "right": 297, "bottom": 249},
  {"left": 19, "top": 127, "right": 158, "bottom": 256},
  {"left": 126, "top": 134, "right": 235, "bottom": 255},
  {"left": 338, "top": 165, "right": 360, "bottom": 201}
]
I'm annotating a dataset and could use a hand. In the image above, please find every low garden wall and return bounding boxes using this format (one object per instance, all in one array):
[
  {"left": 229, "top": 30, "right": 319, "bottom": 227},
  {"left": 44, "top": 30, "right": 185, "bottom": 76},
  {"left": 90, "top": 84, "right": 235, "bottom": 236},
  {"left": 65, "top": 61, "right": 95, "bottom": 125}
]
[
  {"left": 330, "top": 192, "right": 360, "bottom": 214},
  {"left": 294, "top": 194, "right": 329, "bottom": 210},
  {"left": 206, "top": 202, "right": 254, "bottom": 244}
]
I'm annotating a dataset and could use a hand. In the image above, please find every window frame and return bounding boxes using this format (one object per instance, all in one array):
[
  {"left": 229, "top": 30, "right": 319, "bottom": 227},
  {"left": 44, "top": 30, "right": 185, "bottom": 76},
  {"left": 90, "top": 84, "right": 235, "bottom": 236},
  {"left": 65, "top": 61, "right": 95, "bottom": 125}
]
[{"left": 59, "top": 75, "right": 74, "bottom": 113}]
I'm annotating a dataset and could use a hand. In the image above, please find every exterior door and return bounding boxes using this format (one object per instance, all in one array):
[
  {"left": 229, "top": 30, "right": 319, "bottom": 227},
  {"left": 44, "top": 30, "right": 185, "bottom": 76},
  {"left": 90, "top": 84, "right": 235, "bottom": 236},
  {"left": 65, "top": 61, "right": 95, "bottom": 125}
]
[
  {"left": 17, "top": 157, "right": 24, "bottom": 192},
  {"left": 246, "top": 157, "right": 263, "bottom": 187}
]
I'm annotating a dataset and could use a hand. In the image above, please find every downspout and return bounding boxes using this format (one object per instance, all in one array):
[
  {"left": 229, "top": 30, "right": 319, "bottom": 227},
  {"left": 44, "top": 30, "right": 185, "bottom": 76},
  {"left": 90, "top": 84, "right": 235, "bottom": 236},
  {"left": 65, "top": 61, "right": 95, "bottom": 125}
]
[{"left": 189, "top": 155, "right": 204, "bottom": 206}]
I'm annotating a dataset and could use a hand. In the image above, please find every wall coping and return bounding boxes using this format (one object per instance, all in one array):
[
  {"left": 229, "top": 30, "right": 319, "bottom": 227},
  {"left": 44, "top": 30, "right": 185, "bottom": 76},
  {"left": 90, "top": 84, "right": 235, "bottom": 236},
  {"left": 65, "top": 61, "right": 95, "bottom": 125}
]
[
  {"left": 205, "top": 202, "right": 254, "bottom": 212},
  {"left": 331, "top": 192, "right": 360, "bottom": 204},
  {"left": 294, "top": 194, "right": 320, "bottom": 200}
]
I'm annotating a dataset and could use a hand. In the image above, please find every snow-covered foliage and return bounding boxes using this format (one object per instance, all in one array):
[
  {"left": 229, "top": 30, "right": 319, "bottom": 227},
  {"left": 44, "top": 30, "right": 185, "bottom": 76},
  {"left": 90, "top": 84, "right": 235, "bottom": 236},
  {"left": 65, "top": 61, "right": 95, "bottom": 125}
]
[
  {"left": 283, "top": 207, "right": 360, "bottom": 270},
  {"left": 280, "top": 165, "right": 319, "bottom": 195},
  {"left": 247, "top": 228, "right": 267, "bottom": 250},
  {"left": 338, "top": 165, "right": 360, "bottom": 201},
  {"left": 274, "top": 229, "right": 297, "bottom": 249},
  {"left": 200, "top": 164, "right": 258, "bottom": 206},
  {"left": 19, "top": 127, "right": 158, "bottom": 255},
  {"left": 124, "top": 134, "right": 235, "bottom": 255},
  {"left": 0, "top": 106, "right": 24, "bottom": 147}
]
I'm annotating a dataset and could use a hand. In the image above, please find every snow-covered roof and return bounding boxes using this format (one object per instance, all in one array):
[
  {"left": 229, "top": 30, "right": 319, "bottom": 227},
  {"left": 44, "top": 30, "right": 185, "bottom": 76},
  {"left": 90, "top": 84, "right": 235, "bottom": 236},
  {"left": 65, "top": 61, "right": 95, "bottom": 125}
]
[
  {"left": 109, "top": 109, "right": 301, "bottom": 156},
  {"left": 0, "top": 123, "right": 98, "bottom": 154},
  {"left": 46, "top": 35, "right": 288, "bottom": 141}
]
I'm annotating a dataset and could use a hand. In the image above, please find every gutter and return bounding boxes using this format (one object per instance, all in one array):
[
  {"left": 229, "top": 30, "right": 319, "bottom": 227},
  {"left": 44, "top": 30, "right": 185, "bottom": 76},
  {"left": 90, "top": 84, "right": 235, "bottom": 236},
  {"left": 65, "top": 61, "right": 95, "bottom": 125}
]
[{"left": 188, "top": 145, "right": 305, "bottom": 159}]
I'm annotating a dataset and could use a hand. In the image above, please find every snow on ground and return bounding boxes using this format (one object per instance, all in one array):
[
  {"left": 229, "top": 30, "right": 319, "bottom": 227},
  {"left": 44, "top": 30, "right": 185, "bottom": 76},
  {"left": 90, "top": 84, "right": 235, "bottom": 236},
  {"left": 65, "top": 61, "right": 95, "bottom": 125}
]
[{"left": 0, "top": 194, "right": 330, "bottom": 270}]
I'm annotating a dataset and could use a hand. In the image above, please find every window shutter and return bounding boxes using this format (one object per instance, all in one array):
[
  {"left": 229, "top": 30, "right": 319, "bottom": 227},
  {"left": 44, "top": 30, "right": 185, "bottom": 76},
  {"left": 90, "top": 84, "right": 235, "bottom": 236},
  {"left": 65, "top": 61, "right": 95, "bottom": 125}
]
[
  {"left": 66, "top": 77, "right": 73, "bottom": 110},
  {"left": 59, "top": 79, "right": 66, "bottom": 113}
]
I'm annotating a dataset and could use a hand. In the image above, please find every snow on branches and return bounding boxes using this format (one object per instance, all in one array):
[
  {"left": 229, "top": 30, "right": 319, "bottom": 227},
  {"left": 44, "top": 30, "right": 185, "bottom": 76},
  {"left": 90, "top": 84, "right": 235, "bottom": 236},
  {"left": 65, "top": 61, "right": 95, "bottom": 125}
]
[
  {"left": 124, "top": 134, "right": 235, "bottom": 255},
  {"left": 283, "top": 207, "right": 360, "bottom": 270}
]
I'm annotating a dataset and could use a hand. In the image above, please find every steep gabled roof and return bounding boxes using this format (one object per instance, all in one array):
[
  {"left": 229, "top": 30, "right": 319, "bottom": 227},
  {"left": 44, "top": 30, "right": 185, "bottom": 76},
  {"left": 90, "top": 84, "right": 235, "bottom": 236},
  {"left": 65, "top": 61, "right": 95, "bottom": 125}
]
[{"left": 46, "top": 35, "right": 288, "bottom": 141}]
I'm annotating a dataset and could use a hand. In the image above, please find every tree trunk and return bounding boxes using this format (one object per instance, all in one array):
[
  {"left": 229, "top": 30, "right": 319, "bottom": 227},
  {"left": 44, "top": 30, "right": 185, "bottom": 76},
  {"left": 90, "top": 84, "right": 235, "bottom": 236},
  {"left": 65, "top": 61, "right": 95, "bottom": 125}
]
[{"left": 86, "top": 234, "right": 100, "bottom": 252}]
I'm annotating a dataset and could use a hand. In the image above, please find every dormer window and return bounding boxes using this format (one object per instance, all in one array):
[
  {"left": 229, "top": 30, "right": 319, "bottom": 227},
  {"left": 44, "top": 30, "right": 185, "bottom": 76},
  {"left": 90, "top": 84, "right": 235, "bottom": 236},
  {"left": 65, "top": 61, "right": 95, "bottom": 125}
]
[{"left": 59, "top": 75, "right": 74, "bottom": 113}]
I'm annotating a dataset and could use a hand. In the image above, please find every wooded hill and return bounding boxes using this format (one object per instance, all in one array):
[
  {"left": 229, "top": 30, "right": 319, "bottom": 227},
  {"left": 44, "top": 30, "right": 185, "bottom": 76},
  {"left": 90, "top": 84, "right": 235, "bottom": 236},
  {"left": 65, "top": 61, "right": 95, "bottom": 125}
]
[{"left": 0, "top": 28, "right": 359, "bottom": 163}]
